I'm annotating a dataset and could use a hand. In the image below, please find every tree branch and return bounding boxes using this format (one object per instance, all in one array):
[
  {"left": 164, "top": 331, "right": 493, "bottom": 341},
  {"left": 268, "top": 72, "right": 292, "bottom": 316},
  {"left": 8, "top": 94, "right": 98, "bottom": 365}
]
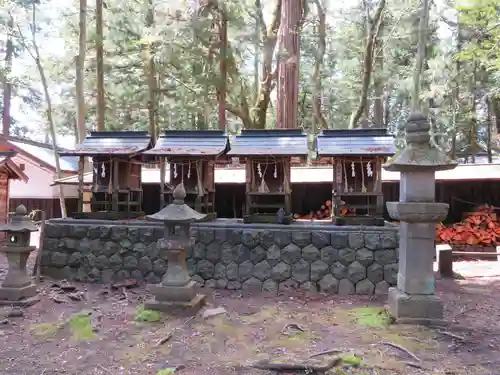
[
  {"left": 348, "top": 0, "right": 386, "bottom": 129},
  {"left": 254, "top": 0, "right": 267, "bottom": 39}
]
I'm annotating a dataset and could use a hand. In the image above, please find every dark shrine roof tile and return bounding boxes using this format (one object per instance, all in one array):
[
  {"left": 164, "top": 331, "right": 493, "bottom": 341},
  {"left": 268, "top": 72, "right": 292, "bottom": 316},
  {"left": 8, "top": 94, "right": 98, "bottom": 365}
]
[
  {"left": 144, "top": 130, "right": 230, "bottom": 157},
  {"left": 317, "top": 128, "right": 396, "bottom": 156},
  {"left": 226, "top": 129, "right": 309, "bottom": 157},
  {"left": 59, "top": 131, "right": 152, "bottom": 157}
]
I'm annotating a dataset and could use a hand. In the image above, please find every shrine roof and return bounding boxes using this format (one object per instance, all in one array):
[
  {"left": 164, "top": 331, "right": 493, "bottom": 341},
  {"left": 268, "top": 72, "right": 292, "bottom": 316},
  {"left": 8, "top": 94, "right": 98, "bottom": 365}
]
[
  {"left": 59, "top": 131, "right": 152, "bottom": 157},
  {"left": 227, "top": 129, "right": 309, "bottom": 157},
  {"left": 317, "top": 128, "right": 396, "bottom": 156},
  {"left": 143, "top": 130, "right": 230, "bottom": 157},
  {"left": 0, "top": 151, "right": 29, "bottom": 182}
]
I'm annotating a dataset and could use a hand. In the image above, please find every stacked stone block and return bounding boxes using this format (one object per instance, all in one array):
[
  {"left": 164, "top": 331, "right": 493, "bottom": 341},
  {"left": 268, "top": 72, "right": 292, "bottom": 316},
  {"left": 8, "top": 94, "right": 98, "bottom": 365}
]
[{"left": 41, "top": 222, "right": 399, "bottom": 294}]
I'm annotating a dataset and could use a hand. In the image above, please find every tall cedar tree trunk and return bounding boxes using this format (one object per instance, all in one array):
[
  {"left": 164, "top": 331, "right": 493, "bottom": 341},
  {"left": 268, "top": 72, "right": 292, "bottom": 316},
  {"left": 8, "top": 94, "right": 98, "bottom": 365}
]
[
  {"left": 276, "top": 0, "right": 302, "bottom": 129},
  {"left": 348, "top": 0, "right": 385, "bottom": 129},
  {"left": 146, "top": 0, "right": 156, "bottom": 141},
  {"left": 75, "top": 0, "right": 87, "bottom": 144},
  {"left": 311, "top": 0, "right": 328, "bottom": 130},
  {"left": 2, "top": 16, "right": 14, "bottom": 136},
  {"left": 96, "top": 0, "right": 105, "bottom": 130},
  {"left": 411, "top": 0, "right": 430, "bottom": 111},
  {"left": 27, "top": 5, "right": 67, "bottom": 216}
]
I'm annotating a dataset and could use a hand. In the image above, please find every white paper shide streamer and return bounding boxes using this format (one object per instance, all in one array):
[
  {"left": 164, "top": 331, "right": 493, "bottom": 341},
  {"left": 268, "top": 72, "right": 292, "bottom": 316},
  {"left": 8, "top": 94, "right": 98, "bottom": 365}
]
[{"left": 366, "top": 161, "right": 373, "bottom": 177}]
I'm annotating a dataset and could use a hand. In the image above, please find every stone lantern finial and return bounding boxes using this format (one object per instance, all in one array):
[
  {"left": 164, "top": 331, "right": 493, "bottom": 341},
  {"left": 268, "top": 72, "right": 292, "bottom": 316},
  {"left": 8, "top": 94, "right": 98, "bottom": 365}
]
[
  {"left": 146, "top": 182, "right": 206, "bottom": 223},
  {"left": 383, "top": 112, "right": 457, "bottom": 172},
  {"left": 172, "top": 182, "right": 187, "bottom": 203},
  {"left": 0, "top": 204, "right": 38, "bottom": 235},
  {"left": 15, "top": 204, "right": 27, "bottom": 215}
]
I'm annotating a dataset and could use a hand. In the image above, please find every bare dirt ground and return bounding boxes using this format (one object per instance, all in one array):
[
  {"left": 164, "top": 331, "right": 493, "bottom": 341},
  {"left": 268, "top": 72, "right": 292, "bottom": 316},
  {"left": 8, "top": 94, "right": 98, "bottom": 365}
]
[{"left": 0, "top": 253, "right": 499, "bottom": 375}]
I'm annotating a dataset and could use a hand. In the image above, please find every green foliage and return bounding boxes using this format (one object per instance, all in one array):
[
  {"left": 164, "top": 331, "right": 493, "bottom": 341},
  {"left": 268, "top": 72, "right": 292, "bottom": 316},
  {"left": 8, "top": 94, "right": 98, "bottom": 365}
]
[
  {"left": 134, "top": 305, "right": 161, "bottom": 322},
  {"left": 457, "top": 0, "right": 500, "bottom": 72},
  {"left": 68, "top": 311, "right": 96, "bottom": 341},
  {"left": 156, "top": 369, "right": 175, "bottom": 375},
  {"left": 340, "top": 353, "right": 363, "bottom": 367}
]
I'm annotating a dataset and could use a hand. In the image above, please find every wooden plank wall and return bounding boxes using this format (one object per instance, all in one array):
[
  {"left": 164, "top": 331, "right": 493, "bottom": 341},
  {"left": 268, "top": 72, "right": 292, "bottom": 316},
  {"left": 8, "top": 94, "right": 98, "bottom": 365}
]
[{"left": 9, "top": 198, "right": 79, "bottom": 220}]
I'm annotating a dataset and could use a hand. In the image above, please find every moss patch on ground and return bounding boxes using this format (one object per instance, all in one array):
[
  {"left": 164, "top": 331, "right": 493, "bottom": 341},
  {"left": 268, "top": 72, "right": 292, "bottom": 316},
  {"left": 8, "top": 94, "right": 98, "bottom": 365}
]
[
  {"left": 134, "top": 306, "right": 161, "bottom": 323},
  {"left": 350, "top": 307, "right": 393, "bottom": 328},
  {"left": 239, "top": 306, "right": 280, "bottom": 324},
  {"left": 156, "top": 370, "right": 175, "bottom": 375},
  {"left": 30, "top": 323, "right": 59, "bottom": 338},
  {"left": 340, "top": 353, "right": 363, "bottom": 367},
  {"left": 69, "top": 311, "right": 96, "bottom": 341}
]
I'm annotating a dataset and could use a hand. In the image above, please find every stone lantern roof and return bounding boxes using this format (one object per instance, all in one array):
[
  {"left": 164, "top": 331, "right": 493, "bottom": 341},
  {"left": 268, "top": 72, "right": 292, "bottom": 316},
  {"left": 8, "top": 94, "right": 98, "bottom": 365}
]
[
  {"left": 383, "top": 112, "right": 457, "bottom": 172},
  {"left": 146, "top": 183, "right": 206, "bottom": 224},
  {"left": 0, "top": 205, "right": 38, "bottom": 233}
]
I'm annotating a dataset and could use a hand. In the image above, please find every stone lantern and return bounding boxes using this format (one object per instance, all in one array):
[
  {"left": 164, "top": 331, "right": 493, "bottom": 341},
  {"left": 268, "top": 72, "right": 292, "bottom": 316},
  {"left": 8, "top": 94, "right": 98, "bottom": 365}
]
[
  {"left": 145, "top": 183, "right": 207, "bottom": 314},
  {"left": 0, "top": 204, "right": 39, "bottom": 306},
  {"left": 383, "top": 112, "right": 457, "bottom": 324}
]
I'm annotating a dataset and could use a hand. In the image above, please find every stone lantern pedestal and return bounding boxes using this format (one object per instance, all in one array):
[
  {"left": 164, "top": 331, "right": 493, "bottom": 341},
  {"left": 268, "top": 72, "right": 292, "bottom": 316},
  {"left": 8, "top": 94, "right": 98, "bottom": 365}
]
[
  {"left": 0, "top": 205, "right": 39, "bottom": 306},
  {"left": 383, "top": 113, "right": 457, "bottom": 324},
  {"left": 145, "top": 183, "right": 206, "bottom": 314}
]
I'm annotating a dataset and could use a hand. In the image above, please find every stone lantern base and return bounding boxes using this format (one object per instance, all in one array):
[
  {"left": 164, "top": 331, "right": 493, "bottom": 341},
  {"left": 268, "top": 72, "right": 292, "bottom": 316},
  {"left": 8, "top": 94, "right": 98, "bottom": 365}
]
[
  {"left": 0, "top": 246, "right": 39, "bottom": 307},
  {"left": 388, "top": 288, "right": 446, "bottom": 326},
  {"left": 145, "top": 280, "right": 205, "bottom": 315}
]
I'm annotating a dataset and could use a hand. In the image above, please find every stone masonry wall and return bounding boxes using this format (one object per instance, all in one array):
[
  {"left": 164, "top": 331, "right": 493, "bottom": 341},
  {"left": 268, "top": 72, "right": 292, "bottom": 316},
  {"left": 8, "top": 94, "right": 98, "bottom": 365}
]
[{"left": 41, "top": 220, "right": 399, "bottom": 294}]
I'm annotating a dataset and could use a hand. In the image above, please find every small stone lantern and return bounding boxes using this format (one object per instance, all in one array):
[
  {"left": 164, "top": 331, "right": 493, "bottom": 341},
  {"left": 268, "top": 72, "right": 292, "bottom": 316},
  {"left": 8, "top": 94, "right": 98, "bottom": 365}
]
[
  {"left": 145, "top": 183, "right": 206, "bottom": 314},
  {"left": 383, "top": 112, "right": 457, "bottom": 324},
  {"left": 0, "top": 204, "right": 39, "bottom": 306}
]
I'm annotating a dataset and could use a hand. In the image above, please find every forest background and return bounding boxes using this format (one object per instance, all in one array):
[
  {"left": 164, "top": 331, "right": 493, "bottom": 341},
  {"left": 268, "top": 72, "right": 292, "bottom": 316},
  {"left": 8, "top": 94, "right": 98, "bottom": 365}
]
[{"left": 1, "top": 0, "right": 499, "bottom": 162}]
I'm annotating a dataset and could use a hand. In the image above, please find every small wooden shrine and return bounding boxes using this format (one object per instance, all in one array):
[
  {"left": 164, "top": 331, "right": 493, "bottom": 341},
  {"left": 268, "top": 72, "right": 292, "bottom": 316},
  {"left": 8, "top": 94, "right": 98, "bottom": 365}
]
[
  {"left": 143, "top": 130, "right": 230, "bottom": 218},
  {"left": 0, "top": 150, "right": 28, "bottom": 241},
  {"left": 59, "top": 131, "right": 152, "bottom": 219},
  {"left": 227, "top": 129, "right": 309, "bottom": 223},
  {"left": 317, "top": 128, "right": 395, "bottom": 226}
]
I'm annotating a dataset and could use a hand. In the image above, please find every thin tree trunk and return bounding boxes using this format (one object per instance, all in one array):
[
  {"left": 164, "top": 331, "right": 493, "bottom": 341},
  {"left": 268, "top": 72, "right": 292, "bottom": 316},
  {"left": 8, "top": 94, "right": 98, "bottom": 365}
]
[
  {"left": 2, "top": 16, "right": 13, "bottom": 136},
  {"left": 276, "top": 0, "right": 302, "bottom": 129},
  {"left": 383, "top": 87, "right": 391, "bottom": 127},
  {"left": 348, "top": 0, "right": 386, "bottom": 129},
  {"left": 75, "top": 0, "right": 87, "bottom": 143},
  {"left": 492, "top": 97, "right": 500, "bottom": 135},
  {"left": 253, "top": 8, "right": 260, "bottom": 104},
  {"left": 146, "top": 0, "right": 156, "bottom": 141},
  {"left": 373, "top": 20, "right": 384, "bottom": 126},
  {"left": 217, "top": 9, "right": 227, "bottom": 131},
  {"left": 311, "top": 0, "right": 328, "bottom": 131},
  {"left": 450, "top": 21, "right": 462, "bottom": 159},
  {"left": 361, "top": 0, "right": 371, "bottom": 129},
  {"left": 251, "top": 0, "right": 282, "bottom": 129},
  {"left": 487, "top": 96, "right": 492, "bottom": 163},
  {"left": 96, "top": 0, "right": 105, "bottom": 131},
  {"left": 29, "top": 5, "right": 67, "bottom": 217},
  {"left": 411, "top": 0, "right": 430, "bottom": 111}
]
